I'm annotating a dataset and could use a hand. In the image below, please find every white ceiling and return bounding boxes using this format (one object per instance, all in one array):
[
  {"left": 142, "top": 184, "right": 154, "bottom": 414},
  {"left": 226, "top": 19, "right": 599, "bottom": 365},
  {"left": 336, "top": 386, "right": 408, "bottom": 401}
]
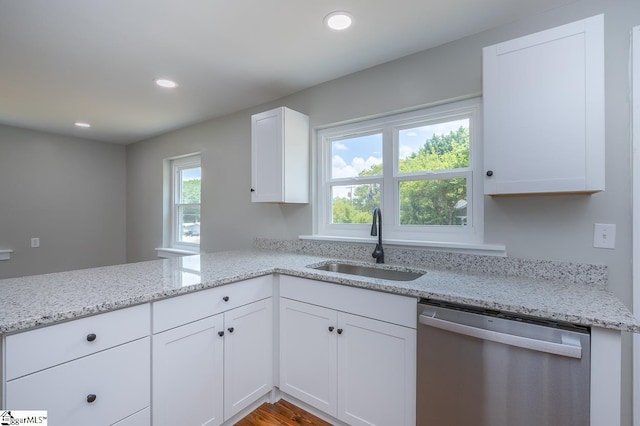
[{"left": 0, "top": 0, "right": 576, "bottom": 144}]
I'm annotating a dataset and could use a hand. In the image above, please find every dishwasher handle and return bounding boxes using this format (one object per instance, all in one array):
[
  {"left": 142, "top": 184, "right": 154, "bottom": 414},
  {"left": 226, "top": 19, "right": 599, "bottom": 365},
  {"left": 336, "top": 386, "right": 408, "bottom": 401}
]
[{"left": 419, "top": 313, "right": 582, "bottom": 359}]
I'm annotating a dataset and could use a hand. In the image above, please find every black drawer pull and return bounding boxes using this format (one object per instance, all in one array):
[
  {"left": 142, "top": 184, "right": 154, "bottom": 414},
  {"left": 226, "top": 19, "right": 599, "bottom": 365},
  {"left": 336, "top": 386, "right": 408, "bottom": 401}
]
[
  {"left": 86, "top": 333, "right": 97, "bottom": 342},
  {"left": 87, "top": 394, "right": 97, "bottom": 403},
  {"left": 222, "top": 296, "right": 230, "bottom": 302}
]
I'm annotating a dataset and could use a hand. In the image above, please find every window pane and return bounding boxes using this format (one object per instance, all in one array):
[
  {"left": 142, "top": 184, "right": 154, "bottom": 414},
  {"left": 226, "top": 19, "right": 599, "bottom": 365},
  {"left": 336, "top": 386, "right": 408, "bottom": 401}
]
[
  {"left": 177, "top": 205, "right": 201, "bottom": 243},
  {"left": 331, "top": 134, "right": 383, "bottom": 179},
  {"left": 331, "top": 183, "right": 380, "bottom": 224},
  {"left": 399, "top": 178, "right": 467, "bottom": 225},
  {"left": 398, "top": 119, "right": 469, "bottom": 173},
  {"left": 180, "top": 167, "right": 201, "bottom": 203}
]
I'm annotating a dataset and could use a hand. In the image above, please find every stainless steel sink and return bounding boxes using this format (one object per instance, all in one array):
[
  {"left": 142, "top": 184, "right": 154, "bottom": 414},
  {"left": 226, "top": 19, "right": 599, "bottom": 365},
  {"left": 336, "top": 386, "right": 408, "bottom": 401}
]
[{"left": 311, "top": 262, "right": 424, "bottom": 281}]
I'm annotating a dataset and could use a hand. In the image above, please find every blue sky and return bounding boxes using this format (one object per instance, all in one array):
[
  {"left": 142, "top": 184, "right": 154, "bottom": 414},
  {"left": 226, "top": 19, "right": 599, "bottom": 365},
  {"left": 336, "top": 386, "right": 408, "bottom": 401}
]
[{"left": 181, "top": 167, "right": 201, "bottom": 181}]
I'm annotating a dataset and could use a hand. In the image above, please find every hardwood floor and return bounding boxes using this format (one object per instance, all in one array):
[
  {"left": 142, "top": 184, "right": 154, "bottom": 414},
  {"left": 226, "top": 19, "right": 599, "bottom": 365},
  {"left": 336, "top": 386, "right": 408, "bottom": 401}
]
[{"left": 235, "top": 399, "right": 333, "bottom": 426}]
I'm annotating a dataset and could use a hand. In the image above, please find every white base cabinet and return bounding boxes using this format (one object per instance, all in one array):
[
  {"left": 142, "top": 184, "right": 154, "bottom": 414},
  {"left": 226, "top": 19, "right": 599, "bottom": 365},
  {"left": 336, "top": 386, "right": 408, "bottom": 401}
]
[
  {"left": 113, "top": 408, "right": 151, "bottom": 426},
  {"left": 280, "top": 298, "right": 337, "bottom": 414},
  {"left": 223, "top": 299, "right": 273, "bottom": 419},
  {"left": 7, "top": 337, "right": 150, "bottom": 425},
  {"left": 151, "top": 277, "right": 273, "bottom": 426},
  {"left": 4, "top": 304, "right": 151, "bottom": 426},
  {"left": 152, "top": 316, "right": 224, "bottom": 426},
  {"left": 337, "top": 312, "right": 416, "bottom": 426},
  {"left": 279, "top": 276, "right": 417, "bottom": 426}
]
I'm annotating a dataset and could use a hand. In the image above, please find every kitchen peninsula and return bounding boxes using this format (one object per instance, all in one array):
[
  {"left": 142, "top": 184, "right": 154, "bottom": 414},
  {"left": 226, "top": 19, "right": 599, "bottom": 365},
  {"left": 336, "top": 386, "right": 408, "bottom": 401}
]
[{"left": 1, "top": 244, "right": 637, "bottom": 425}]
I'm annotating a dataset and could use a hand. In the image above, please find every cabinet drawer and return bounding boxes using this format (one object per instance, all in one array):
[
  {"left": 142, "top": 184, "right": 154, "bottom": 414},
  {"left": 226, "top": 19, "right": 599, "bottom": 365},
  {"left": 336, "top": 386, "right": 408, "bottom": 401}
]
[
  {"left": 152, "top": 275, "right": 273, "bottom": 333},
  {"left": 280, "top": 275, "right": 417, "bottom": 328},
  {"left": 113, "top": 407, "right": 150, "bottom": 426},
  {"left": 5, "top": 303, "right": 150, "bottom": 380},
  {"left": 6, "top": 337, "right": 150, "bottom": 425}
]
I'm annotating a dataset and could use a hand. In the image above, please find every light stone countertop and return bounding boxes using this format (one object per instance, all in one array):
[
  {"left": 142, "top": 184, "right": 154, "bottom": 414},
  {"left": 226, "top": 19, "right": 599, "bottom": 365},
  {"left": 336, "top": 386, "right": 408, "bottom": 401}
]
[{"left": 1, "top": 249, "right": 638, "bottom": 334}]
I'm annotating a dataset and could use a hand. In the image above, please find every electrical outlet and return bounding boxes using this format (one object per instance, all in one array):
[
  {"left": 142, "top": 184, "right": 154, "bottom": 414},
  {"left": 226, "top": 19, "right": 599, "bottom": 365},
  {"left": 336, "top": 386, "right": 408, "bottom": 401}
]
[
  {"left": 31, "top": 237, "right": 40, "bottom": 248},
  {"left": 593, "top": 224, "right": 616, "bottom": 249}
]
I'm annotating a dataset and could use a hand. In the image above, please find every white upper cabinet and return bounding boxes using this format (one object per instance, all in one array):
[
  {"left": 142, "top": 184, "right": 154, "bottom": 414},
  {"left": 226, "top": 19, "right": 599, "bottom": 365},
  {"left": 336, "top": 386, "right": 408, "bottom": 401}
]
[
  {"left": 483, "top": 14, "right": 604, "bottom": 195},
  {"left": 251, "top": 106, "right": 309, "bottom": 203}
]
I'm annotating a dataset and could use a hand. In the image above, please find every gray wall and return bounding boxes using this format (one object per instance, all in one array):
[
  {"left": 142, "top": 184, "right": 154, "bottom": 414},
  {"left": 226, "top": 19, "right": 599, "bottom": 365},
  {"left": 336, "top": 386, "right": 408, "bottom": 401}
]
[
  {"left": 0, "top": 124, "right": 127, "bottom": 278},
  {"left": 126, "top": 0, "right": 639, "bottom": 423}
]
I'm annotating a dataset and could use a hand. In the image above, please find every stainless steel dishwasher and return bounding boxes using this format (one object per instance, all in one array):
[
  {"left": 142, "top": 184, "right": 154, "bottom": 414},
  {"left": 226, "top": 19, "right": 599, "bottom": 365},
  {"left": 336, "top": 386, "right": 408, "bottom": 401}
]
[{"left": 417, "top": 300, "right": 590, "bottom": 426}]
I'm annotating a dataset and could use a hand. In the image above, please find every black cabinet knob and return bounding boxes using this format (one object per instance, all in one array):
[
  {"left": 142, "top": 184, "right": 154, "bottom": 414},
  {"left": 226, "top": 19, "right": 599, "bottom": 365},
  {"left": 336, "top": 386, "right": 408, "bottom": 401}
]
[
  {"left": 218, "top": 331, "right": 225, "bottom": 337},
  {"left": 86, "top": 394, "right": 97, "bottom": 403},
  {"left": 250, "top": 188, "right": 255, "bottom": 192},
  {"left": 222, "top": 296, "right": 229, "bottom": 302},
  {"left": 486, "top": 170, "right": 494, "bottom": 177},
  {"left": 227, "top": 327, "right": 234, "bottom": 333},
  {"left": 86, "top": 333, "right": 97, "bottom": 342},
  {"left": 337, "top": 329, "right": 343, "bottom": 335},
  {"left": 328, "top": 326, "right": 334, "bottom": 332}
]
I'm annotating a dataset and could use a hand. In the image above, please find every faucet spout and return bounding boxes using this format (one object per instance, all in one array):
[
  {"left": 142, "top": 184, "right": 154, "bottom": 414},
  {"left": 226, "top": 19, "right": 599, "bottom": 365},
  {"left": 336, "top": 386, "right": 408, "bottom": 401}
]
[{"left": 371, "top": 207, "right": 384, "bottom": 263}]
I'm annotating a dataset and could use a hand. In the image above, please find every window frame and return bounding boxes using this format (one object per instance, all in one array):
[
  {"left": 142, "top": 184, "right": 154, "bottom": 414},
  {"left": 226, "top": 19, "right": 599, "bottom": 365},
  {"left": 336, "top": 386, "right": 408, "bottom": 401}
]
[
  {"left": 170, "top": 154, "right": 201, "bottom": 251},
  {"left": 315, "top": 97, "right": 483, "bottom": 244}
]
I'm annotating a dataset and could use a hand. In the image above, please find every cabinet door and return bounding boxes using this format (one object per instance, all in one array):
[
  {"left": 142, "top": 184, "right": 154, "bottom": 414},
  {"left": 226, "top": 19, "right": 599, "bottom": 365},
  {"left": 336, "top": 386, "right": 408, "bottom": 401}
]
[
  {"left": 337, "top": 312, "right": 416, "bottom": 426},
  {"left": 152, "top": 315, "right": 224, "bottom": 426},
  {"left": 223, "top": 298, "right": 273, "bottom": 420},
  {"left": 279, "top": 298, "right": 337, "bottom": 416},
  {"left": 251, "top": 108, "right": 284, "bottom": 202},
  {"left": 6, "top": 337, "right": 150, "bottom": 426},
  {"left": 483, "top": 15, "right": 604, "bottom": 195}
]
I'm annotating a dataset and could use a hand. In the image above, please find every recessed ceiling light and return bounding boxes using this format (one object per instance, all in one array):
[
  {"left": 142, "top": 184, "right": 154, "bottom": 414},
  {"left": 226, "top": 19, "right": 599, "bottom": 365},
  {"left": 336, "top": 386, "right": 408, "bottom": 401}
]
[
  {"left": 155, "top": 78, "right": 178, "bottom": 89},
  {"left": 74, "top": 122, "right": 91, "bottom": 128},
  {"left": 324, "top": 11, "right": 353, "bottom": 31}
]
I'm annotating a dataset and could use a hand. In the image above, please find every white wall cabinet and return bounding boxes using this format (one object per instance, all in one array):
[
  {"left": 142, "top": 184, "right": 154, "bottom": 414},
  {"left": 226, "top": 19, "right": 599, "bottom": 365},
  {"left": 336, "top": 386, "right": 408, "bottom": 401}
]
[
  {"left": 4, "top": 305, "right": 150, "bottom": 426},
  {"left": 151, "top": 276, "right": 273, "bottom": 426},
  {"left": 279, "top": 276, "right": 416, "bottom": 426},
  {"left": 483, "top": 14, "right": 604, "bottom": 195},
  {"left": 251, "top": 106, "right": 309, "bottom": 203}
]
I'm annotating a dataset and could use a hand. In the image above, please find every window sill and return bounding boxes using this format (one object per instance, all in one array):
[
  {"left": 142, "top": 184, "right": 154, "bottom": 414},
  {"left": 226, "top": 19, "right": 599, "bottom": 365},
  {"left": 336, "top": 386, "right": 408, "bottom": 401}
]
[
  {"left": 155, "top": 247, "right": 200, "bottom": 259},
  {"left": 298, "top": 235, "right": 506, "bottom": 256}
]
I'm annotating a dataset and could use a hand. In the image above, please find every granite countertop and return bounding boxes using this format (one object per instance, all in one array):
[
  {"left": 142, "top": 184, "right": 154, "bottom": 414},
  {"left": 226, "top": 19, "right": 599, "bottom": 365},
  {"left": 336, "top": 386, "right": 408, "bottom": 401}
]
[{"left": 1, "top": 249, "right": 639, "bottom": 334}]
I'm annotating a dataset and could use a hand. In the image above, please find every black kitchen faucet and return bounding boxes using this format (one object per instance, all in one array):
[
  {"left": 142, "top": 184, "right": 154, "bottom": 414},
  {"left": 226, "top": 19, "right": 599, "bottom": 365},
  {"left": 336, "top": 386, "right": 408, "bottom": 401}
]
[{"left": 370, "top": 207, "right": 384, "bottom": 263}]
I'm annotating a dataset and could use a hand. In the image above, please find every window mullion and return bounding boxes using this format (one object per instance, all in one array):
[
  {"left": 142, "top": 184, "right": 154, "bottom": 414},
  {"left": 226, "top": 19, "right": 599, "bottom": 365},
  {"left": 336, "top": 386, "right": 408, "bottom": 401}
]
[{"left": 382, "top": 126, "right": 395, "bottom": 228}]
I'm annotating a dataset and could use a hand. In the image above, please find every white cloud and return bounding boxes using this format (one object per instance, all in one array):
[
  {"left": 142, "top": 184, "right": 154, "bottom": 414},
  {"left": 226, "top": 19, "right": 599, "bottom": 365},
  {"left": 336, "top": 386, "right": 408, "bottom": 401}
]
[
  {"left": 332, "top": 155, "right": 382, "bottom": 178},
  {"left": 333, "top": 141, "right": 348, "bottom": 151},
  {"left": 332, "top": 155, "right": 347, "bottom": 168},
  {"left": 398, "top": 144, "right": 415, "bottom": 159}
]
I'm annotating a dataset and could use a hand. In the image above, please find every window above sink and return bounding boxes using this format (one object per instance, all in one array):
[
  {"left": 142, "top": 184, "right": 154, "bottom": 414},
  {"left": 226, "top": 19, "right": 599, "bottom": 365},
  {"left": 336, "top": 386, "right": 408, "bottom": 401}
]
[{"left": 314, "top": 97, "right": 485, "bottom": 246}]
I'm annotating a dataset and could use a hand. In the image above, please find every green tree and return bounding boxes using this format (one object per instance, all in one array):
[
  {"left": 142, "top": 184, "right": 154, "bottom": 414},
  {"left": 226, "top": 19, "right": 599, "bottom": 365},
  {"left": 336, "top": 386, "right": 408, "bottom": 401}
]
[
  {"left": 399, "top": 127, "right": 469, "bottom": 225},
  {"left": 182, "top": 179, "right": 201, "bottom": 203}
]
